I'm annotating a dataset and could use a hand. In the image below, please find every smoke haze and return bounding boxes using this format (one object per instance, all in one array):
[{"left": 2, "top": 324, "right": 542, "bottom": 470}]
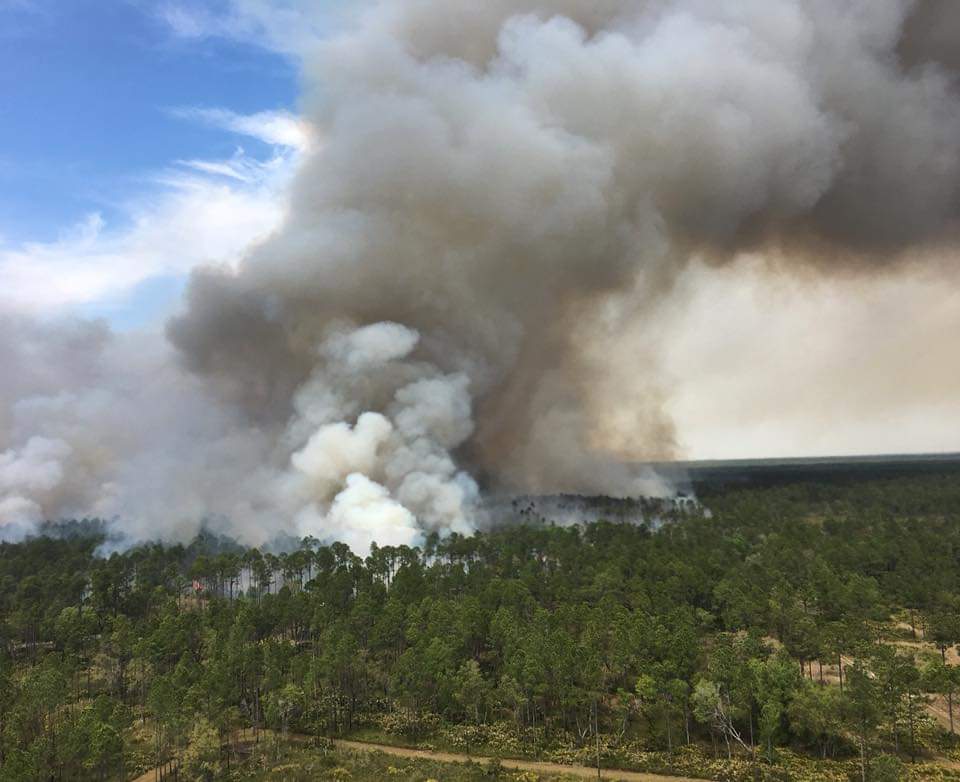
[{"left": 2, "top": 0, "right": 960, "bottom": 551}]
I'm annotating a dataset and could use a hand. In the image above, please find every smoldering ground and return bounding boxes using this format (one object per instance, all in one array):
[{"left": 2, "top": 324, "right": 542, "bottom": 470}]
[{"left": 2, "top": 0, "right": 960, "bottom": 552}]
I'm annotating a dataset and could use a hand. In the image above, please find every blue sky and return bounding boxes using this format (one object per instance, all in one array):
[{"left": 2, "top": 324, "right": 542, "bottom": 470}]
[
  {"left": 0, "top": 0, "right": 298, "bottom": 240},
  {"left": 0, "top": 0, "right": 313, "bottom": 328}
]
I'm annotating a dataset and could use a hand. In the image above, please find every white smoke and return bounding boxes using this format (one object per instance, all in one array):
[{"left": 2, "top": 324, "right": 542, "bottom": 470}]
[
  {"left": 301, "top": 473, "right": 420, "bottom": 555},
  {"left": 0, "top": 437, "right": 72, "bottom": 537},
  {"left": 279, "top": 322, "right": 479, "bottom": 554}
]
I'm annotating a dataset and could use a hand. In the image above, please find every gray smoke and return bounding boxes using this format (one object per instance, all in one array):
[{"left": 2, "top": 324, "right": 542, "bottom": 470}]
[{"left": 2, "top": 0, "right": 960, "bottom": 551}]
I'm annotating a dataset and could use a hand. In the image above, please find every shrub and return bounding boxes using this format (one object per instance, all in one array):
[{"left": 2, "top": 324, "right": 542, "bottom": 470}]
[
  {"left": 867, "top": 754, "right": 904, "bottom": 782},
  {"left": 375, "top": 709, "right": 441, "bottom": 739}
]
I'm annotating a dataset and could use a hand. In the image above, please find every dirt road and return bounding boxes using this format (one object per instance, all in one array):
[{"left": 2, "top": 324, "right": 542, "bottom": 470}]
[
  {"left": 130, "top": 736, "right": 709, "bottom": 782},
  {"left": 332, "top": 738, "right": 709, "bottom": 781}
]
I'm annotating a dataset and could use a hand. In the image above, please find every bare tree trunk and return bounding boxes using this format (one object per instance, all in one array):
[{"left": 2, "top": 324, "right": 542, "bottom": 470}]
[
  {"left": 594, "top": 699, "right": 601, "bottom": 781},
  {"left": 909, "top": 693, "right": 917, "bottom": 762}
]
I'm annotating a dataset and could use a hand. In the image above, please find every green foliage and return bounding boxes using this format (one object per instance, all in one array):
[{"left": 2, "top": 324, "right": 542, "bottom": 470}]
[
  {"left": 788, "top": 679, "right": 846, "bottom": 758},
  {"left": 180, "top": 717, "right": 222, "bottom": 781},
  {"left": 867, "top": 753, "right": 905, "bottom": 782},
  {"left": 375, "top": 709, "right": 442, "bottom": 740},
  {"left": 4, "top": 472, "right": 960, "bottom": 778}
]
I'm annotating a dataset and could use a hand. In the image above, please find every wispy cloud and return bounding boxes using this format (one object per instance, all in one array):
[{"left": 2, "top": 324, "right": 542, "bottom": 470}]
[
  {"left": 156, "top": 3, "right": 214, "bottom": 39},
  {"left": 176, "top": 154, "right": 263, "bottom": 183},
  {"left": 157, "top": 1, "right": 344, "bottom": 58},
  {"left": 168, "top": 106, "right": 314, "bottom": 150},
  {"left": 0, "top": 109, "right": 303, "bottom": 315}
]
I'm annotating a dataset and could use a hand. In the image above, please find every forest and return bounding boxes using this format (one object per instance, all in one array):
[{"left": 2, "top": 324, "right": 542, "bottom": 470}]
[{"left": 4, "top": 468, "right": 960, "bottom": 781}]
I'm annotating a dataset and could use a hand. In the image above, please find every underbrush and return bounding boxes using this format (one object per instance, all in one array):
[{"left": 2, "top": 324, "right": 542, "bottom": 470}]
[
  {"left": 220, "top": 741, "right": 580, "bottom": 781},
  {"left": 342, "top": 713, "right": 960, "bottom": 782}
]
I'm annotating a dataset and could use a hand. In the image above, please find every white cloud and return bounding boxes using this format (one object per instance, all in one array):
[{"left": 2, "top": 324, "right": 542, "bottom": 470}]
[
  {"left": 176, "top": 156, "right": 256, "bottom": 183},
  {"left": 157, "top": 4, "right": 213, "bottom": 38},
  {"left": 157, "top": 0, "right": 341, "bottom": 58},
  {"left": 0, "top": 111, "right": 302, "bottom": 314},
  {"left": 169, "top": 107, "right": 314, "bottom": 150}
]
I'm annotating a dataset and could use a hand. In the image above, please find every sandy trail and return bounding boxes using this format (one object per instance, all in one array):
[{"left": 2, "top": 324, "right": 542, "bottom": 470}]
[
  {"left": 130, "top": 735, "right": 709, "bottom": 782},
  {"left": 333, "top": 738, "right": 709, "bottom": 781}
]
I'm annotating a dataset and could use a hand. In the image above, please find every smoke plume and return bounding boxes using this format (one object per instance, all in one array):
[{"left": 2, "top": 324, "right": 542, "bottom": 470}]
[{"left": 2, "top": 0, "right": 959, "bottom": 551}]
